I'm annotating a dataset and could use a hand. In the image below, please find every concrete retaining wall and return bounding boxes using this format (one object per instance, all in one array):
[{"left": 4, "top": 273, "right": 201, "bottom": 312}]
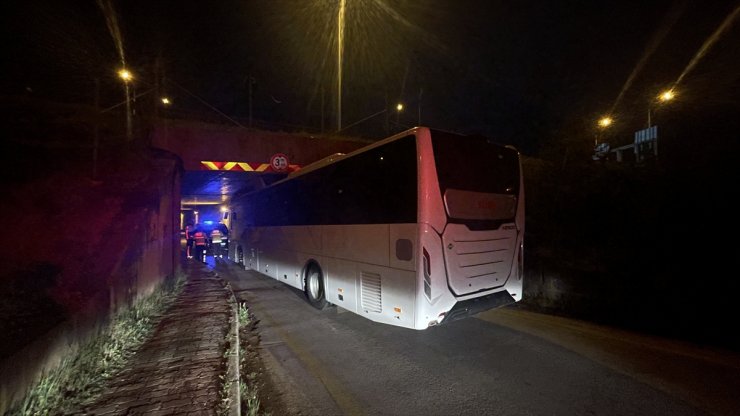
[{"left": 0, "top": 153, "right": 182, "bottom": 414}]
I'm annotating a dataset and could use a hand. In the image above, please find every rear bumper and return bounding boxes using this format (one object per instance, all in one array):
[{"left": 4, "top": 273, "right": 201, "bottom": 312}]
[{"left": 440, "top": 291, "right": 515, "bottom": 325}]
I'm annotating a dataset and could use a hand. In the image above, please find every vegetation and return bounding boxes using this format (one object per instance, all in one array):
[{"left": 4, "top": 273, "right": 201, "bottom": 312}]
[
  {"left": 238, "top": 301, "right": 250, "bottom": 326},
  {"left": 237, "top": 303, "right": 269, "bottom": 416},
  {"left": 7, "top": 275, "right": 185, "bottom": 416}
]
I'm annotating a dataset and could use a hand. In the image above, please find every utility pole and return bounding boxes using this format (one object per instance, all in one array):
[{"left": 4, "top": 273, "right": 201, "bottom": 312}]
[
  {"left": 384, "top": 90, "right": 390, "bottom": 135},
  {"left": 154, "top": 57, "right": 161, "bottom": 121},
  {"left": 124, "top": 82, "right": 132, "bottom": 141},
  {"left": 248, "top": 75, "right": 255, "bottom": 128},
  {"left": 337, "top": 0, "right": 346, "bottom": 132},
  {"left": 321, "top": 86, "right": 325, "bottom": 134},
  {"left": 418, "top": 88, "right": 423, "bottom": 126},
  {"left": 93, "top": 78, "right": 100, "bottom": 180}
]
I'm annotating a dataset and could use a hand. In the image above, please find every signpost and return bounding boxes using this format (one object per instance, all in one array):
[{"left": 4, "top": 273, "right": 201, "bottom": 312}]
[
  {"left": 634, "top": 126, "right": 658, "bottom": 162},
  {"left": 270, "top": 153, "right": 290, "bottom": 172}
]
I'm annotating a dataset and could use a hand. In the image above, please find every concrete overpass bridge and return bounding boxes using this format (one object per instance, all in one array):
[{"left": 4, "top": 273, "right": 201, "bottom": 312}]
[{"left": 150, "top": 119, "right": 370, "bottom": 226}]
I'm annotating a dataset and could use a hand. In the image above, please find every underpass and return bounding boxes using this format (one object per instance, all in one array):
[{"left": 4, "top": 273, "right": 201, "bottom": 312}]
[{"left": 157, "top": 119, "right": 368, "bottom": 228}]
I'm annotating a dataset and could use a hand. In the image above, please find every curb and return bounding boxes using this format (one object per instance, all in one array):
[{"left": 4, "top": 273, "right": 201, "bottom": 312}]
[{"left": 219, "top": 274, "right": 242, "bottom": 416}]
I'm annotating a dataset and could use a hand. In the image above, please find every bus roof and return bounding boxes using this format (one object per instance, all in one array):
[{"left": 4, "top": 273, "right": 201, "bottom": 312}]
[
  {"left": 238, "top": 126, "right": 517, "bottom": 195},
  {"left": 253, "top": 127, "right": 429, "bottom": 191},
  {"left": 287, "top": 152, "right": 347, "bottom": 179}
]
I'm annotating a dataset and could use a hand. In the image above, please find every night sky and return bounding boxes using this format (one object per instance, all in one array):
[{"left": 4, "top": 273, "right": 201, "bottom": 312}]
[{"left": 3, "top": 1, "right": 739, "bottom": 154}]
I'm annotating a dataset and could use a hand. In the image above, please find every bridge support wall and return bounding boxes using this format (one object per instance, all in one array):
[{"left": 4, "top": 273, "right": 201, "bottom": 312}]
[{"left": 151, "top": 120, "right": 369, "bottom": 171}]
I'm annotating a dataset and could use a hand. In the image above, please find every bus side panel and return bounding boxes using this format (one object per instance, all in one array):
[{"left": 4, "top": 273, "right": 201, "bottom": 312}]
[
  {"left": 255, "top": 226, "right": 279, "bottom": 279},
  {"left": 354, "top": 263, "right": 417, "bottom": 329},
  {"left": 282, "top": 225, "right": 322, "bottom": 255},
  {"left": 240, "top": 225, "right": 262, "bottom": 272},
  {"left": 416, "top": 128, "right": 447, "bottom": 234},
  {"left": 503, "top": 168, "right": 525, "bottom": 301},
  {"left": 266, "top": 248, "right": 300, "bottom": 289},
  {"left": 322, "top": 224, "right": 390, "bottom": 266},
  {"left": 281, "top": 225, "right": 323, "bottom": 290},
  {"left": 253, "top": 226, "right": 317, "bottom": 289},
  {"left": 322, "top": 257, "right": 359, "bottom": 314},
  {"left": 247, "top": 246, "right": 258, "bottom": 271},
  {"left": 415, "top": 222, "right": 457, "bottom": 328},
  {"left": 388, "top": 223, "right": 417, "bottom": 272}
]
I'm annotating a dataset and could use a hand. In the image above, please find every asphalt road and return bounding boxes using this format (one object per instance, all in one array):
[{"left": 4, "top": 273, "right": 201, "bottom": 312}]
[{"left": 213, "top": 258, "right": 740, "bottom": 416}]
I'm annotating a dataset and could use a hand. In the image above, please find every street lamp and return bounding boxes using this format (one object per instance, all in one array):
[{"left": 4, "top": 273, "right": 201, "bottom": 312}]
[
  {"left": 118, "top": 68, "right": 134, "bottom": 141},
  {"left": 336, "top": 0, "right": 346, "bottom": 132},
  {"left": 595, "top": 115, "right": 613, "bottom": 147},
  {"left": 648, "top": 88, "right": 676, "bottom": 128},
  {"left": 643, "top": 88, "right": 676, "bottom": 161},
  {"left": 658, "top": 89, "right": 675, "bottom": 103},
  {"left": 161, "top": 97, "right": 171, "bottom": 105},
  {"left": 396, "top": 102, "right": 404, "bottom": 126},
  {"left": 598, "top": 116, "right": 613, "bottom": 128},
  {"left": 117, "top": 69, "right": 133, "bottom": 82}
]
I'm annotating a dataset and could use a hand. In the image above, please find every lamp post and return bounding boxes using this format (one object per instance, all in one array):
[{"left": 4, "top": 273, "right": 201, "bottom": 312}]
[
  {"left": 598, "top": 116, "right": 613, "bottom": 128},
  {"left": 596, "top": 116, "right": 613, "bottom": 145},
  {"left": 336, "top": 0, "right": 346, "bottom": 132},
  {"left": 93, "top": 77, "right": 100, "bottom": 180},
  {"left": 118, "top": 68, "right": 133, "bottom": 141},
  {"left": 648, "top": 89, "right": 675, "bottom": 128},
  {"left": 645, "top": 89, "right": 675, "bottom": 160},
  {"left": 417, "top": 88, "right": 423, "bottom": 126},
  {"left": 396, "top": 102, "right": 404, "bottom": 127}
]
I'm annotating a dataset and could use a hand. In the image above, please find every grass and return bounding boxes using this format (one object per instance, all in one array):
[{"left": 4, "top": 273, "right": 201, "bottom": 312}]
[
  {"left": 217, "top": 370, "right": 233, "bottom": 416},
  {"left": 237, "top": 303, "right": 269, "bottom": 416},
  {"left": 216, "top": 291, "right": 239, "bottom": 416},
  {"left": 238, "top": 302, "right": 250, "bottom": 326},
  {"left": 241, "top": 371, "right": 263, "bottom": 416},
  {"left": 219, "top": 301, "right": 264, "bottom": 416},
  {"left": 7, "top": 274, "right": 185, "bottom": 416}
]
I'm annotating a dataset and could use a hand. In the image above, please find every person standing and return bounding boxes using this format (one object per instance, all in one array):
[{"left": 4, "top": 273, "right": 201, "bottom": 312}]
[
  {"left": 193, "top": 226, "right": 208, "bottom": 262},
  {"left": 210, "top": 226, "right": 224, "bottom": 258},
  {"left": 185, "top": 222, "right": 194, "bottom": 259}
]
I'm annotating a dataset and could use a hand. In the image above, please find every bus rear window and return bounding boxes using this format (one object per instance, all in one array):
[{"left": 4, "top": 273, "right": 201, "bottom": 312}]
[{"left": 431, "top": 131, "right": 520, "bottom": 196}]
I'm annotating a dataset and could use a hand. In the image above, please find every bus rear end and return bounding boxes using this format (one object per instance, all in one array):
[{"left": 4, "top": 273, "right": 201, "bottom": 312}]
[{"left": 415, "top": 128, "right": 524, "bottom": 328}]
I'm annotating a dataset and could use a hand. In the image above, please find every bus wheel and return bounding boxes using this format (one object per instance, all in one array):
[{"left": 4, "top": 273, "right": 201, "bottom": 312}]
[{"left": 305, "top": 263, "right": 328, "bottom": 310}]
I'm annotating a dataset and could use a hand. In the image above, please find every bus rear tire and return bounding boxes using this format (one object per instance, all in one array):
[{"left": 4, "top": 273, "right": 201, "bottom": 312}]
[{"left": 305, "top": 263, "right": 328, "bottom": 310}]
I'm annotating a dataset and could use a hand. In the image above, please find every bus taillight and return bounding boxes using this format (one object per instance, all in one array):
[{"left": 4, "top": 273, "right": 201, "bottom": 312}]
[
  {"left": 423, "top": 247, "right": 432, "bottom": 300},
  {"left": 518, "top": 240, "right": 524, "bottom": 280}
]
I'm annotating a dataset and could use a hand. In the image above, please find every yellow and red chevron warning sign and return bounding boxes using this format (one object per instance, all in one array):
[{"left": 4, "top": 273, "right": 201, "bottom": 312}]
[{"left": 200, "top": 161, "right": 301, "bottom": 173}]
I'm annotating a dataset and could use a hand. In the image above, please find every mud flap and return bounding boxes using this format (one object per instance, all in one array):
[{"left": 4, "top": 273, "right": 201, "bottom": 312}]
[{"left": 441, "top": 291, "right": 515, "bottom": 325}]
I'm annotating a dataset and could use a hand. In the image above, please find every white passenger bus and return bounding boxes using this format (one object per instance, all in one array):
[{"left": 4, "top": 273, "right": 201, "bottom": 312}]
[{"left": 230, "top": 127, "right": 524, "bottom": 329}]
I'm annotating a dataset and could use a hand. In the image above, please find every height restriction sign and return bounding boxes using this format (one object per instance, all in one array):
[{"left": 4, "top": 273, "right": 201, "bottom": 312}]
[{"left": 270, "top": 153, "right": 289, "bottom": 172}]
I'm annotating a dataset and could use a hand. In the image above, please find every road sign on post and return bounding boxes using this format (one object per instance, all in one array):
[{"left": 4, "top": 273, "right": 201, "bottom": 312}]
[
  {"left": 634, "top": 126, "right": 658, "bottom": 162},
  {"left": 270, "top": 153, "right": 290, "bottom": 172}
]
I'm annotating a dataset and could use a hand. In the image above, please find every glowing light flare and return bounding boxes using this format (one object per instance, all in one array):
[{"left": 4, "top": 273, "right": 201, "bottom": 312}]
[
  {"left": 261, "top": 1, "right": 433, "bottom": 130},
  {"left": 161, "top": 97, "right": 171, "bottom": 105},
  {"left": 117, "top": 68, "right": 133, "bottom": 82},
  {"left": 658, "top": 90, "right": 675, "bottom": 102},
  {"left": 396, "top": 103, "right": 404, "bottom": 112},
  {"left": 598, "top": 116, "right": 613, "bottom": 128}
]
